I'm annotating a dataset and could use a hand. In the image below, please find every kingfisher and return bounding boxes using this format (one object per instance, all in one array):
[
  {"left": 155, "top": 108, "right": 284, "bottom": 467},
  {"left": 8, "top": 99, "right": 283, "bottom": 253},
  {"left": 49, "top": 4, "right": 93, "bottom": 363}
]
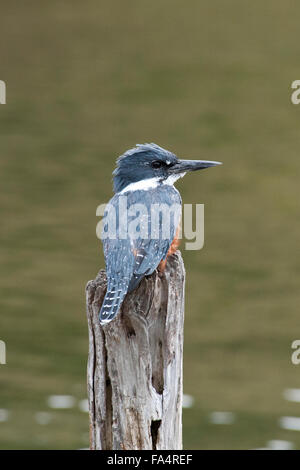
[{"left": 99, "top": 143, "right": 221, "bottom": 325}]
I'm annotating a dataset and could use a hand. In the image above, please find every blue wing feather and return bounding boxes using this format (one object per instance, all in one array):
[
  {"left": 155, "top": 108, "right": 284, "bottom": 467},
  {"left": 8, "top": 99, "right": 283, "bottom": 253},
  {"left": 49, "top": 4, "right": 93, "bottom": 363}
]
[{"left": 99, "top": 185, "right": 181, "bottom": 323}]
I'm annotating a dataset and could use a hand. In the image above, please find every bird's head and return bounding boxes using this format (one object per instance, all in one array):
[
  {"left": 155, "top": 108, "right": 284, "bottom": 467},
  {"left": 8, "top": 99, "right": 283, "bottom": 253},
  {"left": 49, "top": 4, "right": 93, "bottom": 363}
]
[{"left": 113, "top": 143, "right": 222, "bottom": 193}]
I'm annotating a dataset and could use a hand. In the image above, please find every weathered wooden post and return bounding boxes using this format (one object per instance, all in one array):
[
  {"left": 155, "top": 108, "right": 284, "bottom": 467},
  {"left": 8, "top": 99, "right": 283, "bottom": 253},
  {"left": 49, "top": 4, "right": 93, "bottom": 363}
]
[{"left": 86, "top": 251, "right": 185, "bottom": 450}]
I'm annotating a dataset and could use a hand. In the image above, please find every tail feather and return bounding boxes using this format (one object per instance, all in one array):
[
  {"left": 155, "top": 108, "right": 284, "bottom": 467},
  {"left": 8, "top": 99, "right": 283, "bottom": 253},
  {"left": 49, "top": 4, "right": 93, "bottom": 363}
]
[{"left": 99, "top": 281, "right": 128, "bottom": 325}]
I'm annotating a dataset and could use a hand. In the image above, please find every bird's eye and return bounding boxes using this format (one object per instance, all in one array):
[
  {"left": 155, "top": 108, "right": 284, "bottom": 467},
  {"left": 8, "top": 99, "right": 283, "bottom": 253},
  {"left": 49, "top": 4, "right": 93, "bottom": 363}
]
[{"left": 151, "top": 160, "right": 163, "bottom": 169}]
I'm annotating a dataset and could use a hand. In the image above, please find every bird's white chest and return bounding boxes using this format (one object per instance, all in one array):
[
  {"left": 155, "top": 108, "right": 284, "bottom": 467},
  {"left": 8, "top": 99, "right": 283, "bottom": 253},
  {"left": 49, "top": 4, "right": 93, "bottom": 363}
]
[{"left": 119, "top": 174, "right": 185, "bottom": 195}]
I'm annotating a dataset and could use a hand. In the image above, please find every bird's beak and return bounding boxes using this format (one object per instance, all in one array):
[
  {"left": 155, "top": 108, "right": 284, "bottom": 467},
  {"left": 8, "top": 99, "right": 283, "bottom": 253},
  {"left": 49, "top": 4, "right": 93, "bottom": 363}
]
[{"left": 170, "top": 159, "right": 222, "bottom": 174}]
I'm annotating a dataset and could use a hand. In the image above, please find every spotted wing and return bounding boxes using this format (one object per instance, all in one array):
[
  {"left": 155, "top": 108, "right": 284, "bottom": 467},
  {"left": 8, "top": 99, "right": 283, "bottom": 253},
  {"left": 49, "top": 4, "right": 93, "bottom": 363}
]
[
  {"left": 101, "top": 185, "right": 181, "bottom": 299},
  {"left": 126, "top": 186, "right": 181, "bottom": 291}
]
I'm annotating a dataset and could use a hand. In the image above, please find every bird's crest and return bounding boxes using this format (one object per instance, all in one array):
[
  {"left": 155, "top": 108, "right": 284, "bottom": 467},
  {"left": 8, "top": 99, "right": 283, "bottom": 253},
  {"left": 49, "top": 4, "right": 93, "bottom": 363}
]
[
  {"left": 115, "top": 143, "right": 174, "bottom": 165},
  {"left": 113, "top": 143, "right": 176, "bottom": 193}
]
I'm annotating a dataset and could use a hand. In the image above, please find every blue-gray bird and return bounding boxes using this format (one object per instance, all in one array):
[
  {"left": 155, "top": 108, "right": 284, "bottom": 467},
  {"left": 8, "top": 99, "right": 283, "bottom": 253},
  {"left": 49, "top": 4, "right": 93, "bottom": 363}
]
[{"left": 99, "top": 143, "right": 221, "bottom": 324}]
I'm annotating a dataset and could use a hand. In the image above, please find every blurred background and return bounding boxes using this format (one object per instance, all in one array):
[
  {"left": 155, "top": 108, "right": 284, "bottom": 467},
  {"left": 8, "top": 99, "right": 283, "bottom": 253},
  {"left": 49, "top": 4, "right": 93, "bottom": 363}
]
[{"left": 1, "top": 0, "right": 300, "bottom": 450}]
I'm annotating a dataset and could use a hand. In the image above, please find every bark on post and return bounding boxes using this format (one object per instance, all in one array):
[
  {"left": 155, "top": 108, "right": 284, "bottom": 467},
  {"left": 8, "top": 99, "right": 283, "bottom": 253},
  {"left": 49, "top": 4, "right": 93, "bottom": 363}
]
[{"left": 86, "top": 251, "right": 185, "bottom": 450}]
